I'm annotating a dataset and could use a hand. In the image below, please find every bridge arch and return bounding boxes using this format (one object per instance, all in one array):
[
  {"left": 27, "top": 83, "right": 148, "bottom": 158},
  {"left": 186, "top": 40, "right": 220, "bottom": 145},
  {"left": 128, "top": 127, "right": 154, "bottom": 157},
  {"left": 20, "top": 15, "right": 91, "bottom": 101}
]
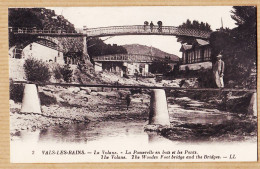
[
  {"left": 36, "top": 36, "right": 64, "bottom": 52},
  {"left": 84, "top": 25, "right": 211, "bottom": 39},
  {"left": 9, "top": 35, "right": 64, "bottom": 60},
  {"left": 9, "top": 26, "right": 211, "bottom": 64}
]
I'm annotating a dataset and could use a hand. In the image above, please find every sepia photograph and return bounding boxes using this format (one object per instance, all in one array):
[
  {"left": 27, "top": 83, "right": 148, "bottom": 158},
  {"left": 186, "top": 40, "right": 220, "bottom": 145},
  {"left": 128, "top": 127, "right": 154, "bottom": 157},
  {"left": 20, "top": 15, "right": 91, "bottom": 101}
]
[{"left": 8, "top": 6, "right": 257, "bottom": 163}]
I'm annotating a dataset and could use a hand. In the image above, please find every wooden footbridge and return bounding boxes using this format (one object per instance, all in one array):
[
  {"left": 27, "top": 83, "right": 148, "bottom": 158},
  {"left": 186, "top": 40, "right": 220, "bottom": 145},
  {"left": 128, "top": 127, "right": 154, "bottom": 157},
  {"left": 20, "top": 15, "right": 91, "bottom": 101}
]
[
  {"left": 13, "top": 81, "right": 256, "bottom": 92},
  {"left": 13, "top": 81, "right": 257, "bottom": 126}
]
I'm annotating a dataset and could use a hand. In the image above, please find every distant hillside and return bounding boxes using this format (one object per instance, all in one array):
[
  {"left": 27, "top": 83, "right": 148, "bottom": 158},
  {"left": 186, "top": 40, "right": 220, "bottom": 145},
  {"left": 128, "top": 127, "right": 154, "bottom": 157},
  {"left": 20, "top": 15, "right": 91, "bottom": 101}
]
[{"left": 122, "top": 44, "right": 180, "bottom": 61}]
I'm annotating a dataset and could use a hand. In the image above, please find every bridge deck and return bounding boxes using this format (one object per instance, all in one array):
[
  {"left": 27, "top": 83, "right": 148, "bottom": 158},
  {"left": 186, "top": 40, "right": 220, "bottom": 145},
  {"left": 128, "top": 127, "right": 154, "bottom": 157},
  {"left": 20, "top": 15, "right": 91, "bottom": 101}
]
[
  {"left": 13, "top": 81, "right": 256, "bottom": 93},
  {"left": 9, "top": 25, "right": 211, "bottom": 39},
  {"left": 92, "top": 54, "right": 173, "bottom": 63}
]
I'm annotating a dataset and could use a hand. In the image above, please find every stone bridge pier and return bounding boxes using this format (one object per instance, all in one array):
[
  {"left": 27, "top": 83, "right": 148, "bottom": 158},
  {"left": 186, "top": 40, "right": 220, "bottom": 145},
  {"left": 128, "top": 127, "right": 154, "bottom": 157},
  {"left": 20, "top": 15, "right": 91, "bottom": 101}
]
[{"left": 82, "top": 26, "right": 91, "bottom": 65}]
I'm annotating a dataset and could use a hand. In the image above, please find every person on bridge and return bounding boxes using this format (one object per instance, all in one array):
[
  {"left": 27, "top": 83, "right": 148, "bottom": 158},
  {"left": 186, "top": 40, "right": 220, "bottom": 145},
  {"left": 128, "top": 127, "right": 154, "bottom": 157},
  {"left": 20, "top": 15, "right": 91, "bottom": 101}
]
[
  {"left": 150, "top": 21, "right": 154, "bottom": 32},
  {"left": 144, "top": 21, "right": 149, "bottom": 31},
  {"left": 126, "top": 94, "right": 131, "bottom": 110},
  {"left": 157, "top": 21, "right": 162, "bottom": 32},
  {"left": 213, "top": 54, "right": 225, "bottom": 88}
]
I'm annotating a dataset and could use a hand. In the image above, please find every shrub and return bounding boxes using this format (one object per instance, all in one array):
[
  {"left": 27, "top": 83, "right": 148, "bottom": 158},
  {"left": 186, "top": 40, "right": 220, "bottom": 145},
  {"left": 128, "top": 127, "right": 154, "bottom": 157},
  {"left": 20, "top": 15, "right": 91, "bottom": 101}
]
[
  {"left": 39, "top": 92, "right": 57, "bottom": 106},
  {"left": 185, "top": 66, "right": 190, "bottom": 76},
  {"left": 9, "top": 80, "right": 24, "bottom": 103},
  {"left": 24, "top": 58, "right": 51, "bottom": 82},
  {"left": 60, "top": 64, "right": 73, "bottom": 82},
  {"left": 197, "top": 69, "right": 216, "bottom": 88},
  {"left": 53, "top": 66, "right": 62, "bottom": 80}
]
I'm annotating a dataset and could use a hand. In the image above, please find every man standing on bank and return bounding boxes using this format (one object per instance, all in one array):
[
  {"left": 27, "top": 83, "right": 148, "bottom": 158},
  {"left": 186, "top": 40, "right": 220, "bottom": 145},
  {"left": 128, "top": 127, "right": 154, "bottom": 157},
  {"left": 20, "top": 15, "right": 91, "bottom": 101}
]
[
  {"left": 126, "top": 94, "right": 131, "bottom": 110},
  {"left": 213, "top": 53, "right": 225, "bottom": 88}
]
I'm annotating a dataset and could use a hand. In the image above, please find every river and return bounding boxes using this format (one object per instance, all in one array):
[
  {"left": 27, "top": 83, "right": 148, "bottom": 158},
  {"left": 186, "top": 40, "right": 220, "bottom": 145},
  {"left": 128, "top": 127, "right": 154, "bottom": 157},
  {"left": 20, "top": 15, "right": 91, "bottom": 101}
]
[{"left": 10, "top": 94, "right": 257, "bottom": 162}]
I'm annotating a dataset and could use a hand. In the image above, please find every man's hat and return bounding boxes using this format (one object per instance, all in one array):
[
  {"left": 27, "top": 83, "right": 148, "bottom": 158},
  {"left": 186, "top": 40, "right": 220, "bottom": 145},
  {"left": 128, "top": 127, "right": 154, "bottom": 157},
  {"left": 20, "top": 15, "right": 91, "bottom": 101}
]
[{"left": 216, "top": 54, "right": 222, "bottom": 58}]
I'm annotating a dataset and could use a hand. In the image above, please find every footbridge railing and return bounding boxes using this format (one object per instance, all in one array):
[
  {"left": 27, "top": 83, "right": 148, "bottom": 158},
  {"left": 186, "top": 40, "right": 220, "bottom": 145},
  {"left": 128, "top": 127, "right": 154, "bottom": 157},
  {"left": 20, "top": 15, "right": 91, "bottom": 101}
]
[
  {"left": 9, "top": 25, "right": 211, "bottom": 39},
  {"left": 13, "top": 81, "right": 257, "bottom": 125},
  {"left": 13, "top": 81, "right": 256, "bottom": 92},
  {"left": 92, "top": 54, "right": 171, "bottom": 63},
  {"left": 85, "top": 25, "right": 211, "bottom": 39}
]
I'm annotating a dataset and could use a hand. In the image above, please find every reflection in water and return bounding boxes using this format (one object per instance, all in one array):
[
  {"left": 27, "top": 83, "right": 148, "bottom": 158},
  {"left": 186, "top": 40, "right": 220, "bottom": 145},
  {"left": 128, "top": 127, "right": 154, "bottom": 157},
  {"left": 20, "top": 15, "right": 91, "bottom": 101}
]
[
  {"left": 19, "top": 130, "right": 41, "bottom": 143},
  {"left": 36, "top": 121, "right": 149, "bottom": 144},
  {"left": 16, "top": 102, "right": 241, "bottom": 146},
  {"left": 171, "top": 111, "right": 234, "bottom": 125},
  {"left": 147, "top": 131, "right": 172, "bottom": 144}
]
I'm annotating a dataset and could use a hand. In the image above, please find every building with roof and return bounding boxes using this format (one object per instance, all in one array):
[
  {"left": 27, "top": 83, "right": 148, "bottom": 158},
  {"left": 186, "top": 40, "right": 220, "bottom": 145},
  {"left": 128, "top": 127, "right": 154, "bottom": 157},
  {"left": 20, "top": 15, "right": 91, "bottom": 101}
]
[
  {"left": 179, "top": 39, "right": 212, "bottom": 70},
  {"left": 93, "top": 54, "right": 177, "bottom": 76},
  {"left": 9, "top": 36, "right": 83, "bottom": 65}
]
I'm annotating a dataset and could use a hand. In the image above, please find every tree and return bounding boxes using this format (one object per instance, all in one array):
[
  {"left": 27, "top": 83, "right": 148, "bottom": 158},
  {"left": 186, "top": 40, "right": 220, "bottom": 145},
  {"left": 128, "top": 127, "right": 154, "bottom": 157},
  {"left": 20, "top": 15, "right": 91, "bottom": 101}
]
[
  {"left": 24, "top": 58, "right": 51, "bottom": 82},
  {"left": 60, "top": 64, "right": 73, "bottom": 82},
  {"left": 230, "top": 6, "right": 256, "bottom": 87},
  {"left": 177, "top": 19, "right": 212, "bottom": 44},
  {"left": 9, "top": 8, "right": 43, "bottom": 28},
  {"left": 150, "top": 57, "right": 172, "bottom": 75},
  {"left": 9, "top": 8, "right": 76, "bottom": 48},
  {"left": 209, "top": 6, "right": 256, "bottom": 87},
  {"left": 87, "top": 38, "right": 127, "bottom": 62},
  {"left": 231, "top": 6, "right": 256, "bottom": 65}
]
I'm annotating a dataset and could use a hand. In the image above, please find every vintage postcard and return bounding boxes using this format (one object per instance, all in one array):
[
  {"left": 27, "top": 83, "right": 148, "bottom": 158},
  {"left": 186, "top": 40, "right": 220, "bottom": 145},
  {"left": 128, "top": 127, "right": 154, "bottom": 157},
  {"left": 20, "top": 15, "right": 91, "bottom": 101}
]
[{"left": 8, "top": 6, "right": 257, "bottom": 163}]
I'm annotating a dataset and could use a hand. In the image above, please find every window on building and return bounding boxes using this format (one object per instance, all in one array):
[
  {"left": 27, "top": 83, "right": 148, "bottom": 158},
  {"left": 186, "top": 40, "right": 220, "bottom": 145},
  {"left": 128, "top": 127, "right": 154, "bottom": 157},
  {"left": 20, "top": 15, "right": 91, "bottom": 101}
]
[
  {"left": 14, "top": 48, "right": 22, "bottom": 59},
  {"left": 204, "top": 48, "right": 211, "bottom": 61},
  {"left": 196, "top": 49, "right": 201, "bottom": 62},
  {"left": 188, "top": 52, "right": 191, "bottom": 63},
  {"left": 182, "top": 53, "right": 185, "bottom": 64},
  {"left": 201, "top": 48, "right": 205, "bottom": 62},
  {"left": 195, "top": 50, "right": 198, "bottom": 63},
  {"left": 185, "top": 53, "right": 188, "bottom": 64},
  {"left": 192, "top": 52, "right": 195, "bottom": 63}
]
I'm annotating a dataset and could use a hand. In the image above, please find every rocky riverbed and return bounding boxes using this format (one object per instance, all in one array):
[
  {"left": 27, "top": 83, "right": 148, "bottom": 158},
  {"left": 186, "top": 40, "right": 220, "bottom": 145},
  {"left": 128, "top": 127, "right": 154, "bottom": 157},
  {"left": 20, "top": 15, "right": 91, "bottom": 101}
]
[
  {"left": 10, "top": 72, "right": 257, "bottom": 142},
  {"left": 10, "top": 84, "right": 151, "bottom": 140}
]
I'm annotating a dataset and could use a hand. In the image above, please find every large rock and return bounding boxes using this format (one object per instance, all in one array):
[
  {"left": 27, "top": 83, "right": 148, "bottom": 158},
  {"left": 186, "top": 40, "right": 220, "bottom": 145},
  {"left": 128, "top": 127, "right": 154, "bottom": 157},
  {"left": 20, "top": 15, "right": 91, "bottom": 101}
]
[
  {"left": 90, "top": 92, "right": 98, "bottom": 96},
  {"left": 90, "top": 87, "right": 100, "bottom": 92},
  {"left": 97, "top": 91, "right": 119, "bottom": 98},
  {"left": 68, "top": 87, "right": 80, "bottom": 93},
  {"left": 80, "top": 87, "right": 91, "bottom": 94},
  {"left": 79, "top": 90, "right": 87, "bottom": 95}
]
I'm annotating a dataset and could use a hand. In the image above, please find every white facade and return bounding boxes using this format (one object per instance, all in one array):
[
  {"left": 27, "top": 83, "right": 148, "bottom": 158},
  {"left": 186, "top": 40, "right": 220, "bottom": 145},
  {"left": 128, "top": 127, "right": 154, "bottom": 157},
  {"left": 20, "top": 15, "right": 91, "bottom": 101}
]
[
  {"left": 94, "top": 62, "right": 103, "bottom": 72},
  {"left": 123, "top": 62, "right": 149, "bottom": 76},
  {"left": 9, "top": 43, "right": 64, "bottom": 64},
  {"left": 179, "top": 61, "right": 212, "bottom": 71}
]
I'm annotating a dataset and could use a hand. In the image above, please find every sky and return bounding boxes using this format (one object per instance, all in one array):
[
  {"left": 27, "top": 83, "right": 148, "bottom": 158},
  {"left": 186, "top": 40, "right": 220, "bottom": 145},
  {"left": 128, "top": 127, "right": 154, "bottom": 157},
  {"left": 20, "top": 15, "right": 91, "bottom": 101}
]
[{"left": 47, "top": 6, "right": 237, "bottom": 57}]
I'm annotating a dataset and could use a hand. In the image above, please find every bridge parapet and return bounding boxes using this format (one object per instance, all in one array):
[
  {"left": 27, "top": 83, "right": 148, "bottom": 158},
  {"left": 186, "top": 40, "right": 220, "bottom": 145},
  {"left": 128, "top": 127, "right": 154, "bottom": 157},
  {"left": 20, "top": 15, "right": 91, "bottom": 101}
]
[
  {"left": 9, "top": 27, "right": 81, "bottom": 37},
  {"left": 85, "top": 25, "right": 211, "bottom": 39},
  {"left": 93, "top": 54, "right": 171, "bottom": 63},
  {"left": 9, "top": 25, "right": 211, "bottom": 39}
]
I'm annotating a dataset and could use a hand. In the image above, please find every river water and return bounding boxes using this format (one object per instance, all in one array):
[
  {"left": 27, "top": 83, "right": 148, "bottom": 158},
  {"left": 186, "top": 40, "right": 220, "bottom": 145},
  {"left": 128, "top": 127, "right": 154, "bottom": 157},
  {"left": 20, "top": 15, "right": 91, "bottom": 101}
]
[
  {"left": 15, "top": 95, "right": 237, "bottom": 144},
  {"left": 10, "top": 95, "right": 257, "bottom": 162}
]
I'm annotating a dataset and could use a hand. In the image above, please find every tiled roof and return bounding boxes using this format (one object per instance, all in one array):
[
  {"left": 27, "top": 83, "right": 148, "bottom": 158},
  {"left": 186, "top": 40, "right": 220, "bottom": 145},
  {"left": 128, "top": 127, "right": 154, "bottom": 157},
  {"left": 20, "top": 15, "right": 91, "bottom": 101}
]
[
  {"left": 195, "top": 39, "right": 209, "bottom": 46},
  {"left": 180, "top": 43, "right": 192, "bottom": 51},
  {"left": 179, "top": 39, "right": 210, "bottom": 52}
]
